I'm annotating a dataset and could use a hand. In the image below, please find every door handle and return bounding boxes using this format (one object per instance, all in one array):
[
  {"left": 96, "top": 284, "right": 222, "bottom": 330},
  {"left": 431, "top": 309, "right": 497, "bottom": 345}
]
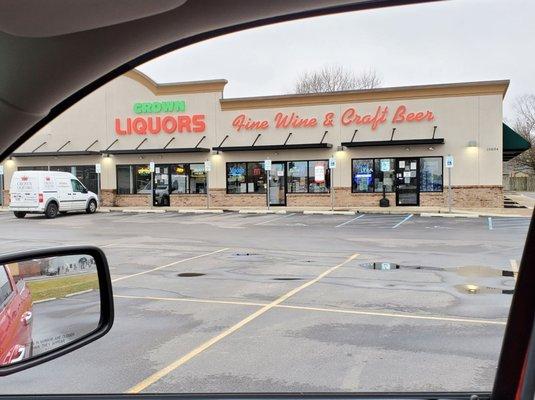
[
  {"left": 21, "top": 311, "right": 32, "bottom": 325},
  {"left": 10, "top": 346, "right": 25, "bottom": 364}
]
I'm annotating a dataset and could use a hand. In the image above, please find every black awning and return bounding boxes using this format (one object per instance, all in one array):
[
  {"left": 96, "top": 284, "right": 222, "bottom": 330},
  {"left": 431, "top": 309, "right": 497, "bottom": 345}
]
[
  {"left": 104, "top": 147, "right": 210, "bottom": 155},
  {"left": 341, "top": 138, "right": 445, "bottom": 148},
  {"left": 12, "top": 151, "right": 101, "bottom": 157},
  {"left": 212, "top": 143, "right": 332, "bottom": 152}
]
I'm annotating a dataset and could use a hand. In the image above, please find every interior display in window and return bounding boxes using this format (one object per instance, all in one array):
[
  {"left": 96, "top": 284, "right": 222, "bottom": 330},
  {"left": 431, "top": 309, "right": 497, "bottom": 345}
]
[
  {"left": 287, "top": 161, "right": 308, "bottom": 193},
  {"left": 135, "top": 165, "right": 151, "bottom": 194},
  {"left": 227, "top": 163, "right": 247, "bottom": 194},
  {"left": 374, "top": 158, "right": 395, "bottom": 192},
  {"left": 309, "top": 160, "right": 329, "bottom": 193},
  {"left": 170, "top": 164, "right": 188, "bottom": 194},
  {"left": 247, "top": 162, "right": 266, "bottom": 194},
  {"left": 189, "top": 164, "right": 207, "bottom": 194},
  {"left": 420, "top": 157, "right": 443, "bottom": 192},
  {"left": 352, "top": 159, "right": 374, "bottom": 192}
]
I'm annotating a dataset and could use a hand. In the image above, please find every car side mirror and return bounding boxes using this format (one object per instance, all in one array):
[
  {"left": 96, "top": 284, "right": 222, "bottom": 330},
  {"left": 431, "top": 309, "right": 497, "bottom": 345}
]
[
  {"left": 0, "top": 246, "right": 113, "bottom": 376},
  {"left": 82, "top": 188, "right": 88, "bottom": 193}
]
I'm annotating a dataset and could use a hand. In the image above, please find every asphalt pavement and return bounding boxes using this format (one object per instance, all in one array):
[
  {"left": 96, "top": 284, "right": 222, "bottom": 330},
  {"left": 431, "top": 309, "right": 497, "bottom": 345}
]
[{"left": 0, "top": 210, "right": 529, "bottom": 394}]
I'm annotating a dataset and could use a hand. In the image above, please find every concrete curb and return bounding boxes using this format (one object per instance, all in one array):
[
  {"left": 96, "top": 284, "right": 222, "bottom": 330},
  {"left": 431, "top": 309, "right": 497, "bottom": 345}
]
[
  {"left": 34, "top": 297, "right": 57, "bottom": 304},
  {"left": 178, "top": 209, "right": 224, "bottom": 214},
  {"left": 65, "top": 289, "right": 93, "bottom": 297},
  {"left": 421, "top": 212, "right": 479, "bottom": 218},
  {"left": 481, "top": 213, "right": 532, "bottom": 218},
  {"left": 122, "top": 209, "right": 166, "bottom": 214},
  {"left": 238, "top": 209, "right": 286, "bottom": 215},
  {"left": 303, "top": 210, "right": 355, "bottom": 216}
]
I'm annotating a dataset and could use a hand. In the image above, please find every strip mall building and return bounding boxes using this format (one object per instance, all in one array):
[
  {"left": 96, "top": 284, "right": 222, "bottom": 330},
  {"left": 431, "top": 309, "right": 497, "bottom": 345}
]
[{"left": 1, "top": 70, "right": 529, "bottom": 209}]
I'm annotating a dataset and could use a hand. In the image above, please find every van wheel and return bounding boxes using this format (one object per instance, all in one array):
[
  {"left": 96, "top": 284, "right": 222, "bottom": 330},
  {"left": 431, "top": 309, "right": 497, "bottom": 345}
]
[
  {"left": 86, "top": 199, "right": 97, "bottom": 214},
  {"left": 14, "top": 212, "right": 26, "bottom": 219},
  {"left": 45, "top": 203, "right": 59, "bottom": 219}
]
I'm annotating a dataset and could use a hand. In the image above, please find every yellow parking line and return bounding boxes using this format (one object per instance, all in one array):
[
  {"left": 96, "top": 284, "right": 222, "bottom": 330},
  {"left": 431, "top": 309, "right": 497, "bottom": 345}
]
[
  {"left": 112, "top": 248, "right": 229, "bottom": 283},
  {"left": 125, "top": 252, "right": 359, "bottom": 393},
  {"left": 115, "top": 294, "right": 506, "bottom": 326}
]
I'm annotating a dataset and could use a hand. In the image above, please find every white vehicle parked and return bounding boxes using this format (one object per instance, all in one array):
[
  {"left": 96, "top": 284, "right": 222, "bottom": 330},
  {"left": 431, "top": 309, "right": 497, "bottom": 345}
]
[{"left": 9, "top": 171, "right": 99, "bottom": 219}]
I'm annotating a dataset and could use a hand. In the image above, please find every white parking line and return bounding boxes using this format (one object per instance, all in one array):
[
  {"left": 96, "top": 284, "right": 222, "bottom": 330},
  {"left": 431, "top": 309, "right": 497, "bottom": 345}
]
[
  {"left": 254, "top": 213, "right": 296, "bottom": 225},
  {"left": 392, "top": 214, "right": 413, "bottom": 229},
  {"left": 115, "top": 294, "right": 506, "bottom": 326},
  {"left": 111, "top": 248, "right": 229, "bottom": 283},
  {"left": 510, "top": 259, "right": 519, "bottom": 274},
  {"left": 335, "top": 214, "right": 365, "bottom": 228}
]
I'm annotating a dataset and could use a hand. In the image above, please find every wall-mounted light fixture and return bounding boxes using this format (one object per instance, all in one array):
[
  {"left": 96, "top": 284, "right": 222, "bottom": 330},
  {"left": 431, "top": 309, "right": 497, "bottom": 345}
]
[
  {"left": 405, "top": 146, "right": 411, "bottom": 151},
  {"left": 336, "top": 145, "right": 347, "bottom": 152},
  {"left": 467, "top": 140, "right": 478, "bottom": 148},
  {"left": 428, "top": 146, "right": 435, "bottom": 151},
  {"left": 211, "top": 150, "right": 219, "bottom": 155}
]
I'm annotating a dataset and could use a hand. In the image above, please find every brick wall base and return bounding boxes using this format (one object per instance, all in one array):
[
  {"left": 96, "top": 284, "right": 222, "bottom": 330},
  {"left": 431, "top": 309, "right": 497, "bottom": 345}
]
[
  {"left": 2, "top": 186, "right": 503, "bottom": 209},
  {"left": 210, "top": 189, "right": 265, "bottom": 208},
  {"left": 334, "top": 185, "right": 503, "bottom": 208},
  {"left": 170, "top": 194, "right": 207, "bottom": 207}
]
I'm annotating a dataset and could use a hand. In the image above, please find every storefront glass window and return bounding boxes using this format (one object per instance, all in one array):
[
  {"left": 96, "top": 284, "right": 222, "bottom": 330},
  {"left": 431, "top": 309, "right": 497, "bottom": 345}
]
[
  {"left": 287, "top": 161, "right": 308, "bottom": 193},
  {"left": 189, "top": 164, "right": 207, "bottom": 194},
  {"left": 420, "top": 157, "right": 443, "bottom": 192},
  {"left": 308, "top": 160, "right": 330, "bottom": 193},
  {"left": 352, "top": 159, "right": 374, "bottom": 192},
  {"left": 373, "top": 158, "right": 395, "bottom": 193},
  {"left": 227, "top": 162, "right": 247, "bottom": 194},
  {"left": 117, "top": 165, "right": 132, "bottom": 194},
  {"left": 170, "top": 164, "right": 188, "bottom": 194},
  {"left": 247, "top": 162, "right": 266, "bottom": 194},
  {"left": 134, "top": 165, "right": 151, "bottom": 194}
]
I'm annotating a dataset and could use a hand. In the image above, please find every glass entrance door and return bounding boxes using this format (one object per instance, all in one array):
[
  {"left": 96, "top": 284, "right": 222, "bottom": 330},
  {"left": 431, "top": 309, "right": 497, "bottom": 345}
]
[
  {"left": 269, "top": 162, "right": 286, "bottom": 206},
  {"left": 153, "top": 165, "right": 170, "bottom": 207},
  {"left": 395, "top": 158, "right": 419, "bottom": 206}
]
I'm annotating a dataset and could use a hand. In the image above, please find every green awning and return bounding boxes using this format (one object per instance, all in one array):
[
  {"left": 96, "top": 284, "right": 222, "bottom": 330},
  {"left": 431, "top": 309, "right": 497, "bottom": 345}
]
[{"left": 503, "top": 123, "right": 531, "bottom": 161}]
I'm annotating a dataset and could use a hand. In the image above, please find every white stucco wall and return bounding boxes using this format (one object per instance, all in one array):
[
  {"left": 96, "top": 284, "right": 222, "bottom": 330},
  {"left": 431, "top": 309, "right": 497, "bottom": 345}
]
[{"left": 1, "top": 72, "right": 506, "bottom": 196}]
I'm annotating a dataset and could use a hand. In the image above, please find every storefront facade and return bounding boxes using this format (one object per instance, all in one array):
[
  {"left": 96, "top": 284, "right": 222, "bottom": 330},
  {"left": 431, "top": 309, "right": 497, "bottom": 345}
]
[{"left": 0, "top": 70, "right": 519, "bottom": 209}]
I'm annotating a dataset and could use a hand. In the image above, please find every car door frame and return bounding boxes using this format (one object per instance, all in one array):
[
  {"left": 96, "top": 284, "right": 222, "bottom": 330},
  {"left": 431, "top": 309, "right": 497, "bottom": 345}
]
[{"left": 0, "top": 0, "right": 533, "bottom": 398}]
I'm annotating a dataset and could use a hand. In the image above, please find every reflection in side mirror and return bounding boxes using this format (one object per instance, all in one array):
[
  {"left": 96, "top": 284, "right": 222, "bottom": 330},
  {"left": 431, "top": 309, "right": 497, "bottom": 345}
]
[{"left": 0, "top": 247, "right": 113, "bottom": 376}]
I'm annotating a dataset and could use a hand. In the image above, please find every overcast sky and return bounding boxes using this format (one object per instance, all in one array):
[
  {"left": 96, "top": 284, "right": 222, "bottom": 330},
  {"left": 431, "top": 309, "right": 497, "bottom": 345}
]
[{"left": 138, "top": 0, "right": 534, "bottom": 120}]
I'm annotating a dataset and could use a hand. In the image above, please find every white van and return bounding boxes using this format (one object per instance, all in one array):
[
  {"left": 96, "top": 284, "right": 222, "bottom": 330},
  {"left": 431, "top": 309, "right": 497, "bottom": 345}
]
[{"left": 9, "top": 171, "right": 99, "bottom": 219}]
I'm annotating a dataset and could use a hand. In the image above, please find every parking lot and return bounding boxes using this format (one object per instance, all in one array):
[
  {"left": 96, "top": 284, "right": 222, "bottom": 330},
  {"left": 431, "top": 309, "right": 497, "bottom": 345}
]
[{"left": 0, "top": 210, "right": 529, "bottom": 394}]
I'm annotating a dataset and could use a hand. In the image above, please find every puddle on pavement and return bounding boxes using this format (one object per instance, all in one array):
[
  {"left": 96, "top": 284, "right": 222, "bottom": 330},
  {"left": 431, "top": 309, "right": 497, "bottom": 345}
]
[
  {"left": 361, "top": 262, "right": 516, "bottom": 295},
  {"left": 361, "top": 262, "right": 516, "bottom": 277},
  {"left": 177, "top": 272, "right": 205, "bottom": 277},
  {"left": 455, "top": 284, "right": 514, "bottom": 295},
  {"left": 360, "top": 262, "right": 444, "bottom": 271},
  {"left": 455, "top": 265, "right": 515, "bottom": 278},
  {"left": 273, "top": 277, "right": 303, "bottom": 281}
]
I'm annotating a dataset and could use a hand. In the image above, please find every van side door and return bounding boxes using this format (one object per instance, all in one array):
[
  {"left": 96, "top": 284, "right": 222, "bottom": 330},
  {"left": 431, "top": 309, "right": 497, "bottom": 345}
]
[
  {"left": 55, "top": 178, "right": 74, "bottom": 210},
  {"left": 70, "top": 179, "right": 88, "bottom": 211}
]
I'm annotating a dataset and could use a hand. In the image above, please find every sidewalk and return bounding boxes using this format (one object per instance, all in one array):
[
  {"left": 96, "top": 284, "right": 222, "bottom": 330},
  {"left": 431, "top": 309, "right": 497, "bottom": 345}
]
[{"left": 1, "top": 205, "right": 531, "bottom": 217}]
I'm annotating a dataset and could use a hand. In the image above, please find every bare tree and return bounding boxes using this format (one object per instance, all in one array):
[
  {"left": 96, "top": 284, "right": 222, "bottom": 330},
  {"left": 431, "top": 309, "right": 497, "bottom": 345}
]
[
  {"left": 294, "top": 65, "right": 381, "bottom": 94},
  {"left": 510, "top": 95, "right": 535, "bottom": 172}
]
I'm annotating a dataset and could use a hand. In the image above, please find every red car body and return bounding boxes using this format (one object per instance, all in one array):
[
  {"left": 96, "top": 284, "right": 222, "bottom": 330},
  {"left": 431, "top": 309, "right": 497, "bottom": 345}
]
[{"left": 0, "top": 265, "right": 33, "bottom": 365}]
